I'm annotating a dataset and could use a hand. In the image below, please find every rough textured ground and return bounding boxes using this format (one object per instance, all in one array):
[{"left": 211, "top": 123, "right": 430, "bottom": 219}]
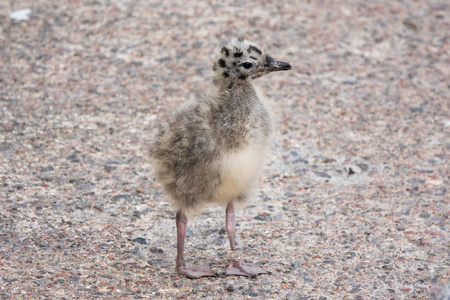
[{"left": 1, "top": 0, "right": 449, "bottom": 299}]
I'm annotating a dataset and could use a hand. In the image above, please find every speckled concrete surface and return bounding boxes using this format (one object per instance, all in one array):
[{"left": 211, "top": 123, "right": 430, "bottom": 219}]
[{"left": 0, "top": 0, "right": 449, "bottom": 299}]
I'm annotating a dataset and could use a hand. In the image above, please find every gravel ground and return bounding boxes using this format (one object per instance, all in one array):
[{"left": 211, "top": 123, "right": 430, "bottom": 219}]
[{"left": 1, "top": 0, "right": 449, "bottom": 299}]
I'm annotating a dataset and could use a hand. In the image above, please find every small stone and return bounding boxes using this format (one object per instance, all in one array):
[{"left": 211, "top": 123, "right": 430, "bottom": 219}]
[
  {"left": 157, "top": 57, "right": 172, "bottom": 62},
  {"left": 41, "top": 165, "right": 54, "bottom": 172},
  {"left": 314, "top": 171, "right": 331, "bottom": 179},
  {"left": 13, "top": 184, "right": 24, "bottom": 190},
  {"left": 293, "top": 157, "right": 308, "bottom": 164},
  {"left": 409, "top": 107, "right": 423, "bottom": 113},
  {"left": 407, "top": 178, "right": 424, "bottom": 184},
  {"left": 396, "top": 225, "right": 406, "bottom": 231},
  {"left": 215, "top": 237, "right": 226, "bottom": 245},
  {"left": 341, "top": 76, "right": 357, "bottom": 85},
  {"left": 284, "top": 192, "right": 297, "bottom": 198},
  {"left": 67, "top": 153, "right": 80, "bottom": 162},
  {"left": 303, "top": 277, "right": 314, "bottom": 283},
  {"left": 356, "top": 163, "right": 369, "bottom": 171},
  {"left": 427, "top": 179, "right": 442, "bottom": 185},
  {"left": 403, "top": 18, "right": 419, "bottom": 31},
  {"left": 106, "top": 159, "right": 122, "bottom": 165},
  {"left": 10, "top": 8, "right": 31, "bottom": 21},
  {"left": 92, "top": 203, "right": 103, "bottom": 211},
  {"left": 382, "top": 265, "right": 393, "bottom": 271},
  {"left": 150, "top": 247, "right": 164, "bottom": 253},
  {"left": 104, "top": 165, "right": 117, "bottom": 172},
  {"left": 226, "top": 285, "right": 234, "bottom": 292},
  {"left": 112, "top": 194, "right": 130, "bottom": 200},
  {"left": 399, "top": 286, "right": 412, "bottom": 293},
  {"left": 254, "top": 213, "right": 271, "bottom": 221},
  {"left": 148, "top": 259, "right": 164, "bottom": 266},
  {"left": 295, "top": 168, "right": 308, "bottom": 175},
  {"left": 322, "top": 158, "right": 336, "bottom": 163},
  {"left": 420, "top": 212, "right": 430, "bottom": 218},
  {"left": 195, "top": 243, "right": 208, "bottom": 250},
  {"left": 78, "top": 183, "right": 94, "bottom": 191},
  {"left": 98, "top": 243, "right": 109, "bottom": 249},
  {"left": 132, "top": 237, "right": 147, "bottom": 245}
]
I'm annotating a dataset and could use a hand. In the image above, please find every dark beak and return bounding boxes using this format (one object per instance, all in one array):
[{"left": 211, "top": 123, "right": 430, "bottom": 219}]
[{"left": 268, "top": 60, "right": 293, "bottom": 72}]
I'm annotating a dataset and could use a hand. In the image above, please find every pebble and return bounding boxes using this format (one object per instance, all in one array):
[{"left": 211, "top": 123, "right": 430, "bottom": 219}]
[
  {"left": 356, "top": 163, "right": 369, "bottom": 171},
  {"left": 67, "top": 153, "right": 80, "bottom": 163},
  {"left": 341, "top": 76, "right": 357, "bottom": 85},
  {"left": 112, "top": 194, "right": 130, "bottom": 200},
  {"left": 419, "top": 212, "right": 430, "bottom": 218},
  {"left": 195, "top": 243, "right": 208, "bottom": 250},
  {"left": 104, "top": 165, "right": 117, "bottom": 172},
  {"left": 40, "top": 165, "right": 54, "bottom": 172},
  {"left": 313, "top": 171, "right": 331, "bottom": 179},
  {"left": 150, "top": 247, "right": 164, "bottom": 253},
  {"left": 132, "top": 237, "right": 148, "bottom": 245}
]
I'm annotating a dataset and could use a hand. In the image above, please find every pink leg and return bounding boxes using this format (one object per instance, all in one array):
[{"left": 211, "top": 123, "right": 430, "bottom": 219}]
[
  {"left": 176, "top": 210, "right": 217, "bottom": 279},
  {"left": 225, "top": 202, "right": 270, "bottom": 277},
  {"left": 226, "top": 202, "right": 237, "bottom": 251}
]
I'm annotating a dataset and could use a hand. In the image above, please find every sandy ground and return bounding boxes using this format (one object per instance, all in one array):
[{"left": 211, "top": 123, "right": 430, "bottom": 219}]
[{"left": 0, "top": 0, "right": 449, "bottom": 299}]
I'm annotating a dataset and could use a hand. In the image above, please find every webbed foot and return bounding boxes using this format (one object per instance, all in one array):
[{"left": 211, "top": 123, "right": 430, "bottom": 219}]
[
  {"left": 225, "top": 260, "right": 270, "bottom": 277},
  {"left": 177, "top": 265, "right": 217, "bottom": 279}
]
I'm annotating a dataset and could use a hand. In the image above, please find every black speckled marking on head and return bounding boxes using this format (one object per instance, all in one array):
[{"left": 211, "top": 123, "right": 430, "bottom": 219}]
[
  {"left": 218, "top": 59, "right": 227, "bottom": 68},
  {"left": 249, "top": 56, "right": 257, "bottom": 60},
  {"left": 237, "top": 37, "right": 244, "bottom": 42},
  {"left": 238, "top": 75, "right": 247, "bottom": 80},
  {"left": 248, "top": 45, "right": 262, "bottom": 55},
  {"left": 212, "top": 62, "right": 218, "bottom": 71},
  {"left": 223, "top": 71, "right": 230, "bottom": 78},
  {"left": 265, "top": 55, "right": 274, "bottom": 66},
  {"left": 233, "top": 52, "right": 243, "bottom": 58},
  {"left": 221, "top": 47, "right": 230, "bottom": 57}
]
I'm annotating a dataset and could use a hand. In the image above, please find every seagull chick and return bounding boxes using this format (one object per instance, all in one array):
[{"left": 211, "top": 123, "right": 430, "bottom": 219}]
[{"left": 149, "top": 38, "right": 292, "bottom": 279}]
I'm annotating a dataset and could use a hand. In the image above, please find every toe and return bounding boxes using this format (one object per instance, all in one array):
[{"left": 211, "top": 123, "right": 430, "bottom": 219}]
[
  {"left": 239, "top": 261, "right": 270, "bottom": 276},
  {"left": 225, "top": 260, "right": 270, "bottom": 277},
  {"left": 226, "top": 262, "right": 255, "bottom": 277},
  {"left": 178, "top": 265, "right": 217, "bottom": 279}
]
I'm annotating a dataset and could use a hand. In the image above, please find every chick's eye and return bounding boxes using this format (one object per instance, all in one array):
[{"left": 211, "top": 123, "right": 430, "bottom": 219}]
[{"left": 242, "top": 62, "right": 253, "bottom": 69}]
